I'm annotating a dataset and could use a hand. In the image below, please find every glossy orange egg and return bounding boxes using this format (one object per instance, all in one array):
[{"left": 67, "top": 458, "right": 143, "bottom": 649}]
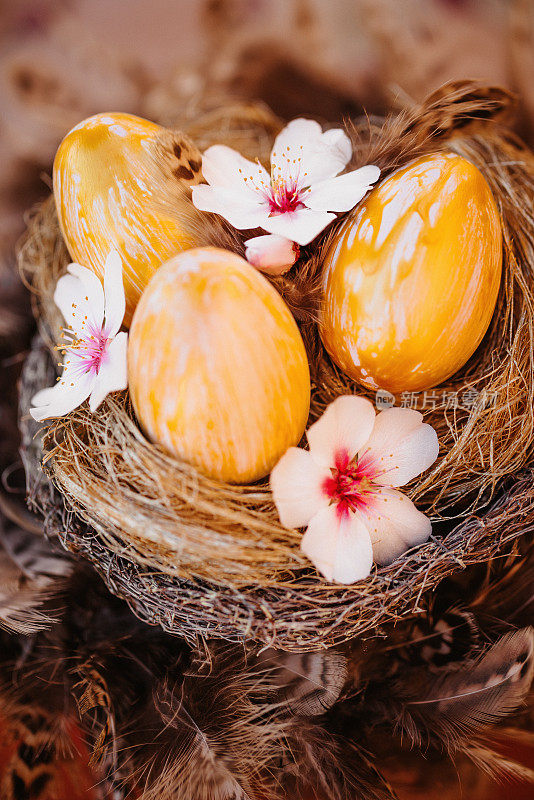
[
  {"left": 320, "top": 152, "right": 502, "bottom": 393},
  {"left": 128, "top": 248, "right": 311, "bottom": 483},
  {"left": 53, "top": 112, "right": 202, "bottom": 325}
]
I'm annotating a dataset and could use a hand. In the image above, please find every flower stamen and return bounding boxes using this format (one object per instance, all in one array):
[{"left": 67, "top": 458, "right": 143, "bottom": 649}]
[{"left": 323, "top": 451, "right": 376, "bottom": 518}]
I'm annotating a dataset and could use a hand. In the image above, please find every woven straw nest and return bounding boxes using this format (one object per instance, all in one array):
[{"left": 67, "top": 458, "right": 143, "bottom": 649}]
[{"left": 18, "top": 82, "right": 534, "bottom": 651}]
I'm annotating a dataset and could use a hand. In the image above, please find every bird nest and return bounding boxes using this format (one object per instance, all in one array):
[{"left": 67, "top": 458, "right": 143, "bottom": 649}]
[{"left": 18, "top": 83, "right": 534, "bottom": 651}]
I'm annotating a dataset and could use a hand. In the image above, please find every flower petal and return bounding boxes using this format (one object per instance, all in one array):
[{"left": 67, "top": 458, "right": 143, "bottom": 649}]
[
  {"left": 88, "top": 332, "right": 128, "bottom": 412},
  {"left": 262, "top": 207, "right": 336, "bottom": 246},
  {"left": 301, "top": 504, "right": 373, "bottom": 583},
  {"left": 191, "top": 184, "right": 270, "bottom": 230},
  {"left": 304, "top": 165, "right": 380, "bottom": 212},
  {"left": 271, "top": 119, "right": 352, "bottom": 188},
  {"left": 30, "top": 368, "right": 94, "bottom": 421},
  {"left": 359, "top": 486, "right": 432, "bottom": 565},
  {"left": 244, "top": 234, "right": 298, "bottom": 275},
  {"left": 360, "top": 407, "right": 439, "bottom": 487},
  {"left": 200, "top": 145, "right": 270, "bottom": 199},
  {"left": 103, "top": 250, "right": 125, "bottom": 337},
  {"left": 54, "top": 263, "right": 104, "bottom": 335},
  {"left": 307, "top": 395, "right": 376, "bottom": 469},
  {"left": 270, "top": 447, "right": 330, "bottom": 529}
]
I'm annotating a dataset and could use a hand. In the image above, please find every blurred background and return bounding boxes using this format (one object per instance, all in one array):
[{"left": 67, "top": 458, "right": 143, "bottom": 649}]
[
  {"left": 1, "top": 0, "right": 534, "bottom": 275},
  {"left": 1, "top": 1, "right": 534, "bottom": 798}
]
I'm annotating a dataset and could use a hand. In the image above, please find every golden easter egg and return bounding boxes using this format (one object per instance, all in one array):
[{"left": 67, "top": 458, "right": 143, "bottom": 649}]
[
  {"left": 128, "top": 248, "right": 311, "bottom": 483},
  {"left": 53, "top": 112, "right": 203, "bottom": 325},
  {"left": 319, "top": 152, "right": 502, "bottom": 393}
]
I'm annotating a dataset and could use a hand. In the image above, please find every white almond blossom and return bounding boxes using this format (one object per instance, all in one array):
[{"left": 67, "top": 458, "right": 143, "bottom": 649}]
[
  {"left": 30, "top": 250, "right": 128, "bottom": 421},
  {"left": 270, "top": 396, "right": 439, "bottom": 584},
  {"left": 192, "top": 118, "right": 380, "bottom": 268}
]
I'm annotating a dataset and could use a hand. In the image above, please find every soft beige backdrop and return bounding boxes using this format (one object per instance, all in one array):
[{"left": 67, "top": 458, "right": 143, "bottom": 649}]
[{"left": 1, "top": 0, "right": 533, "bottom": 273}]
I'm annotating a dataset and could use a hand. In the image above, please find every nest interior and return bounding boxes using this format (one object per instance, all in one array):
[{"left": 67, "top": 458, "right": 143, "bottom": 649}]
[{"left": 18, "top": 82, "right": 534, "bottom": 651}]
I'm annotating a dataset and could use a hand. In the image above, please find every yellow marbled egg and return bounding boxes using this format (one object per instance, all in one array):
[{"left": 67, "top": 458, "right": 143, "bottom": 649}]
[
  {"left": 128, "top": 248, "right": 311, "bottom": 484},
  {"left": 320, "top": 152, "right": 502, "bottom": 393},
  {"left": 53, "top": 112, "right": 202, "bottom": 325}
]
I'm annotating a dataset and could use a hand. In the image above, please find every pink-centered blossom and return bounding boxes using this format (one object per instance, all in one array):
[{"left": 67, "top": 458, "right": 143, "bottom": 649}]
[
  {"left": 270, "top": 396, "right": 439, "bottom": 584},
  {"left": 191, "top": 118, "right": 380, "bottom": 270},
  {"left": 30, "top": 250, "right": 128, "bottom": 421}
]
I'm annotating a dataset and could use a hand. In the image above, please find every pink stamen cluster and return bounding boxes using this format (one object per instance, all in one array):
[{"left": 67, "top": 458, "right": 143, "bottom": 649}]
[
  {"left": 239, "top": 144, "right": 309, "bottom": 216},
  {"left": 323, "top": 449, "right": 376, "bottom": 518},
  {"left": 71, "top": 324, "right": 110, "bottom": 375},
  {"left": 59, "top": 317, "right": 109, "bottom": 385},
  {"left": 269, "top": 144, "right": 308, "bottom": 214},
  {"left": 268, "top": 180, "right": 304, "bottom": 214}
]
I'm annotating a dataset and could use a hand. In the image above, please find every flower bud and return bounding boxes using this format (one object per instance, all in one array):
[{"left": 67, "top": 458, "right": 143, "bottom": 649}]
[{"left": 245, "top": 234, "right": 299, "bottom": 275}]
